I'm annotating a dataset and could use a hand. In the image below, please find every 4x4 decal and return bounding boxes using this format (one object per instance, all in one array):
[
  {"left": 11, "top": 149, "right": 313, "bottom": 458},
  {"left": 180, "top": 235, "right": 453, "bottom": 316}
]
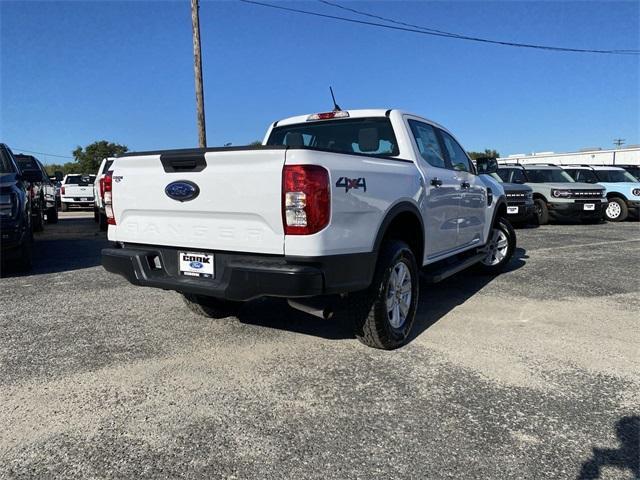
[{"left": 336, "top": 177, "right": 367, "bottom": 193}]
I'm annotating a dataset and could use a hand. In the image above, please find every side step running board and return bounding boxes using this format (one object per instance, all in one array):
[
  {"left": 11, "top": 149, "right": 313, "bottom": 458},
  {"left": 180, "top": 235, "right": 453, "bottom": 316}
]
[{"left": 422, "top": 253, "right": 486, "bottom": 284}]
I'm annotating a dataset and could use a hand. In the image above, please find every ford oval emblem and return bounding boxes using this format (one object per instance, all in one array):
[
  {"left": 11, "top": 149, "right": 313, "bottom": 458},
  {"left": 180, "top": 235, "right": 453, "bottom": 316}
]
[
  {"left": 189, "top": 261, "right": 203, "bottom": 269},
  {"left": 165, "top": 180, "right": 199, "bottom": 202}
]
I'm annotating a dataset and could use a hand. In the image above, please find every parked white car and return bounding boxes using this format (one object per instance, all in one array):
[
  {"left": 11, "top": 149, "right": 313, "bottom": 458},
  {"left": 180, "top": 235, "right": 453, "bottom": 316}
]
[
  {"left": 60, "top": 174, "right": 95, "bottom": 211},
  {"left": 102, "top": 109, "right": 515, "bottom": 349},
  {"left": 93, "top": 158, "right": 115, "bottom": 230}
]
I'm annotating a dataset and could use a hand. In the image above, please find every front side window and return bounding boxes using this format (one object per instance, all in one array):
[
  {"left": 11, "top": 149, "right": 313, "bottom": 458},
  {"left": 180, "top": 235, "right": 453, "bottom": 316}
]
[
  {"left": 408, "top": 120, "right": 446, "bottom": 169},
  {"left": 595, "top": 169, "right": 637, "bottom": 183},
  {"left": 267, "top": 117, "right": 399, "bottom": 157},
  {"left": 439, "top": 130, "right": 473, "bottom": 173},
  {"left": 525, "top": 168, "right": 574, "bottom": 183}
]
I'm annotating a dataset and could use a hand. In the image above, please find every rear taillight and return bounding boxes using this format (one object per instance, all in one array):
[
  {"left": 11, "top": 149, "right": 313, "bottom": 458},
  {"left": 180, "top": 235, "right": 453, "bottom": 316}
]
[
  {"left": 99, "top": 177, "right": 105, "bottom": 198},
  {"left": 282, "top": 165, "right": 330, "bottom": 235},
  {"left": 61, "top": 186, "right": 65, "bottom": 195},
  {"left": 104, "top": 171, "right": 115, "bottom": 225}
]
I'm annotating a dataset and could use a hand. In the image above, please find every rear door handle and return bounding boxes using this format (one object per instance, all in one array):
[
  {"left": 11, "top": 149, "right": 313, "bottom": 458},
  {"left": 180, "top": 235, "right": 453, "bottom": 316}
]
[
  {"left": 430, "top": 177, "right": 443, "bottom": 187},
  {"left": 460, "top": 181, "right": 471, "bottom": 189}
]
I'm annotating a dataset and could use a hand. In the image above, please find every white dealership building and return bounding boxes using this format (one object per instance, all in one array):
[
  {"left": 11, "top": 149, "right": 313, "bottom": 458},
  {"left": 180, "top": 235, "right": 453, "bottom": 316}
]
[{"left": 498, "top": 146, "right": 640, "bottom": 166}]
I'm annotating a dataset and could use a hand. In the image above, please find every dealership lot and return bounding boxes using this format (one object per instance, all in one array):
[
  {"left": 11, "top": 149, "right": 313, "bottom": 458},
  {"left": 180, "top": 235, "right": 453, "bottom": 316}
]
[{"left": 0, "top": 213, "right": 638, "bottom": 479}]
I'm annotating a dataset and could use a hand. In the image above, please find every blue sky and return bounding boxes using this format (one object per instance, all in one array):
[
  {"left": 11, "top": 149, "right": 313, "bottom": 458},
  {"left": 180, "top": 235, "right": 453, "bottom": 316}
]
[{"left": 1, "top": 0, "right": 639, "bottom": 164}]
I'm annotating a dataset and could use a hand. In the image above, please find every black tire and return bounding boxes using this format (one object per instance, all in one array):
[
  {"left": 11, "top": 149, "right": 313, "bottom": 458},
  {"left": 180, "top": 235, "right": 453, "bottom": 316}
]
[
  {"left": 182, "top": 294, "right": 241, "bottom": 319},
  {"left": 32, "top": 207, "right": 44, "bottom": 232},
  {"left": 94, "top": 207, "right": 99, "bottom": 222},
  {"left": 478, "top": 217, "right": 516, "bottom": 274},
  {"left": 344, "top": 240, "right": 419, "bottom": 350},
  {"left": 534, "top": 199, "right": 549, "bottom": 225},
  {"left": 604, "top": 197, "right": 628, "bottom": 222},
  {"left": 46, "top": 206, "right": 58, "bottom": 224},
  {"left": 61, "top": 203, "right": 69, "bottom": 212},
  {"left": 99, "top": 212, "right": 108, "bottom": 231}
]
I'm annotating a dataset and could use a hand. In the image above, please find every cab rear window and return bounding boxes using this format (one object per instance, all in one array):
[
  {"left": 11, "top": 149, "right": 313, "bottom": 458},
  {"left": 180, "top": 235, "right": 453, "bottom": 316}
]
[
  {"left": 65, "top": 175, "right": 95, "bottom": 185},
  {"left": 267, "top": 117, "right": 399, "bottom": 157}
]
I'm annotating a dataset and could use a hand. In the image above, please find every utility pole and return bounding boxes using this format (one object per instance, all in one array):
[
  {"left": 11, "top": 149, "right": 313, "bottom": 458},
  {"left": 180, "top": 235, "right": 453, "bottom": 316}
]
[
  {"left": 191, "top": 0, "right": 207, "bottom": 148},
  {"left": 613, "top": 138, "right": 625, "bottom": 148}
]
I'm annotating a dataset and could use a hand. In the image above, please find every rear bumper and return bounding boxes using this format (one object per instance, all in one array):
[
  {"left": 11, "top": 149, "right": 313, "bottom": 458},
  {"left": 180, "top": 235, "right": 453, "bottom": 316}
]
[
  {"left": 548, "top": 200, "right": 607, "bottom": 218},
  {"left": 102, "top": 244, "right": 375, "bottom": 301}
]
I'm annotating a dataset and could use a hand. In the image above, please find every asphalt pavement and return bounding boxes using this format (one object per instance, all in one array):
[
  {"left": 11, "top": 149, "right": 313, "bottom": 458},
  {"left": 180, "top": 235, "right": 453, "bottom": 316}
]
[{"left": 0, "top": 212, "right": 638, "bottom": 479}]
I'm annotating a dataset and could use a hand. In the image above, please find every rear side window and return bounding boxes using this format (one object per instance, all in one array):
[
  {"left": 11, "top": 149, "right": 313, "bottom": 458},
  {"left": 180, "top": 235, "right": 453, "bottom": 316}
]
[
  {"left": 267, "top": 117, "right": 399, "bottom": 157},
  {"left": 103, "top": 160, "right": 114, "bottom": 173},
  {"left": 575, "top": 170, "right": 598, "bottom": 183},
  {"left": 408, "top": 120, "right": 446, "bottom": 169},
  {"left": 0, "top": 148, "right": 17, "bottom": 174}
]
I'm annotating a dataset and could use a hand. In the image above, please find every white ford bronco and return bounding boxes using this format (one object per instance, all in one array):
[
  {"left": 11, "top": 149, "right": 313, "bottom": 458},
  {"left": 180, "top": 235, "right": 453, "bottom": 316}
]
[{"left": 102, "top": 109, "right": 515, "bottom": 349}]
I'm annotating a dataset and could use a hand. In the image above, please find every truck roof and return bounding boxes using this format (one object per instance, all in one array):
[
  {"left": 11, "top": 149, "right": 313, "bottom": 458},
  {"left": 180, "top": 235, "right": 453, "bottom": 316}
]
[
  {"left": 274, "top": 108, "right": 445, "bottom": 129},
  {"left": 559, "top": 165, "right": 625, "bottom": 171}
]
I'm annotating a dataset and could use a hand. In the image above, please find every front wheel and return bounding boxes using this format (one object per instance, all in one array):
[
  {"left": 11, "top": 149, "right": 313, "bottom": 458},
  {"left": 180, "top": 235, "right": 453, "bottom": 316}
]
[
  {"left": 604, "top": 198, "right": 628, "bottom": 222},
  {"left": 478, "top": 217, "right": 516, "bottom": 273},
  {"left": 182, "top": 294, "right": 241, "bottom": 319},
  {"left": 534, "top": 199, "right": 549, "bottom": 225},
  {"left": 345, "top": 240, "right": 419, "bottom": 350}
]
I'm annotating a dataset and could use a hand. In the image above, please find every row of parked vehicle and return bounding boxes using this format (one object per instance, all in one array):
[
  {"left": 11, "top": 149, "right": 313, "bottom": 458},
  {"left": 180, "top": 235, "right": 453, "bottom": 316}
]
[
  {"left": 0, "top": 143, "right": 98, "bottom": 271},
  {"left": 487, "top": 163, "right": 640, "bottom": 224}
]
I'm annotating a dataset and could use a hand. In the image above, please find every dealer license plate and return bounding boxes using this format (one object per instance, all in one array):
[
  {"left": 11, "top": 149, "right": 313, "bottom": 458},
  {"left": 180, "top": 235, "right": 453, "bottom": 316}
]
[
  {"left": 583, "top": 204, "right": 595, "bottom": 211},
  {"left": 179, "top": 251, "right": 214, "bottom": 278},
  {"left": 507, "top": 206, "right": 519, "bottom": 214}
]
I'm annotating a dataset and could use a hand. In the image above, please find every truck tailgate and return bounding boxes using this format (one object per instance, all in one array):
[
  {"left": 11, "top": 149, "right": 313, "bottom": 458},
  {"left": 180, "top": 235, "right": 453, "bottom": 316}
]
[{"left": 109, "top": 148, "right": 286, "bottom": 254}]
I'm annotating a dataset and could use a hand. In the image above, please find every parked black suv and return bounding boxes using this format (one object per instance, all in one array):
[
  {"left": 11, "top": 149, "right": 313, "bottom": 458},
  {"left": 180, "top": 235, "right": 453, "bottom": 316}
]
[
  {"left": 14, "top": 154, "right": 58, "bottom": 229},
  {"left": 0, "top": 144, "right": 40, "bottom": 271}
]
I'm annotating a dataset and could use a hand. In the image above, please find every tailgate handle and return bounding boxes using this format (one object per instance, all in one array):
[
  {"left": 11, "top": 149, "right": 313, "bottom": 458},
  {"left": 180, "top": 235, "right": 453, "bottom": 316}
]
[{"left": 160, "top": 153, "right": 207, "bottom": 173}]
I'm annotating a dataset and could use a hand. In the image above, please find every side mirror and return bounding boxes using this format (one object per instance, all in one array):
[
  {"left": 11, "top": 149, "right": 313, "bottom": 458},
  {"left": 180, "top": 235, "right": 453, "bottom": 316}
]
[
  {"left": 21, "top": 169, "right": 44, "bottom": 183},
  {"left": 476, "top": 156, "right": 498, "bottom": 174},
  {"left": 54, "top": 171, "right": 63, "bottom": 182}
]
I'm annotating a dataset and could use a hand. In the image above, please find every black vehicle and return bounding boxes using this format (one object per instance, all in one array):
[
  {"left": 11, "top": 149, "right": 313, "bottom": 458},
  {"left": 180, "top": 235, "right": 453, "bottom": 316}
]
[
  {"left": 0, "top": 144, "right": 40, "bottom": 271},
  {"left": 476, "top": 157, "right": 535, "bottom": 224},
  {"left": 14, "top": 154, "right": 58, "bottom": 228}
]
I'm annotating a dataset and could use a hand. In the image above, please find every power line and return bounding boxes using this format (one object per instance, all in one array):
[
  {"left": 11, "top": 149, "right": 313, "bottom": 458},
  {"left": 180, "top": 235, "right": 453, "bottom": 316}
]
[
  {"left": 12, "top": 148, "right": 73, "bottom": 160},
  {"left": 238, "top": 0, "right": 640, "bottom": 55}
]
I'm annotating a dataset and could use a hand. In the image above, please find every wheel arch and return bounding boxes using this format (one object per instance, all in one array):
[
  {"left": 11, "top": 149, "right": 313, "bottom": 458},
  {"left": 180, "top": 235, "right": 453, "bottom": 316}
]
[
  {"left": 607, "top": 192, "right": 628, "bottom": 202},
  {"left": 373, "top": 202, "right": 425, "bottom": 266}
]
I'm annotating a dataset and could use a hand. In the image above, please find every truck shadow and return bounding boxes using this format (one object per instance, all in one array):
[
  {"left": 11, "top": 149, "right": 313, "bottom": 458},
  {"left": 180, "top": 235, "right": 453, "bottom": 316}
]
[
  {"left": 236, "top": 247, "right": 528, "bottom": 344},
  {"left": 577, "top": 416, "right": 639, "bottom": 479},
  {"left": 1, "top": 216, "right": 108, "bottom": 278}
]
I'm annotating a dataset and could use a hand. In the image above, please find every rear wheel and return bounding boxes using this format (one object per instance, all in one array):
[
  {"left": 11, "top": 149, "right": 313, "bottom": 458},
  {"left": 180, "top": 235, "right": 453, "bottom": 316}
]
[
  {"left": 534, "top": 199, "right": 549, "bottom": 225},
  {"left": 604, "top": 197, "right": 628, "bottom": 222},
  {"left": 46, "top": 206, "right": 58, "bottom": 224},
  {"left": 182, "top": 294, "right": 241, "bottom": 319},
  {"left": 345, "top": 240, "right": 419, "bottom": 350},
  {"left": 32, "top": 207, "right": 44, "bottom": 232},
  {"left": 61, "top": 202, "right": 69, "bottom": 212},
  {"left": 478, "top": 217, "right": 516, "bottom": 273},
  {"left": 99, "top": 213, "right": 108, "bottom": 231}
]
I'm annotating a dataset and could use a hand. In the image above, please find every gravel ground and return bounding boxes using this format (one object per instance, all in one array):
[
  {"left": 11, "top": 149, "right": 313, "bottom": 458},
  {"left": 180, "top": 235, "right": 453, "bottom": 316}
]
[{"left": 0, "top": 213, "right": 638, "bottom": 479}]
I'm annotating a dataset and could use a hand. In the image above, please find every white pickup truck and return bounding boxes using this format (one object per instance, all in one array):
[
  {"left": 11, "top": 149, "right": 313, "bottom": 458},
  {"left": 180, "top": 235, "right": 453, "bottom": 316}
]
[
  {"left": 102, "top": 109, "right": 515, "bottom": 349},
  {"left": 60, "top": 174, "right": 95, "bottom": 211}
]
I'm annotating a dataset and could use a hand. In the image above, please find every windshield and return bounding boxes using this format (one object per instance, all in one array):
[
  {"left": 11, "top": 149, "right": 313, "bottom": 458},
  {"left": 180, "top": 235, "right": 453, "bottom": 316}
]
[
  {"left": 525, "top": 169, "right": 574, "bottom": 183},
  {"left": 621, "top": 166, "right": 640, "bottom": 181},
  {"left": 0, "top": 149, "right": 16, "bottom": 174},
  {"left": 65, "top": 175, "right": 95, "bottom": 185},
  {"left": 267, "top": 117, "right": 399, "bottom": 157},
  {"left": 489, "top": 172, "right": 503, "bottom": 182},
  {"left": 595, "top": 169, "right": 637, "bottom": 183}
]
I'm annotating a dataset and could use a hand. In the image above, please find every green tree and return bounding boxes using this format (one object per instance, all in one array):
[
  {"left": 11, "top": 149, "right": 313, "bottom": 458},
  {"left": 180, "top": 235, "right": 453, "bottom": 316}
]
[
  {"left": 72, "top": 140, "right": 128, "bottom": 174},
  {"left": 467, "top": 149, "right": 500, "bottom": 160},
  {"left": 248, "top": 140, "right": 262, "bottom": 146}
]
